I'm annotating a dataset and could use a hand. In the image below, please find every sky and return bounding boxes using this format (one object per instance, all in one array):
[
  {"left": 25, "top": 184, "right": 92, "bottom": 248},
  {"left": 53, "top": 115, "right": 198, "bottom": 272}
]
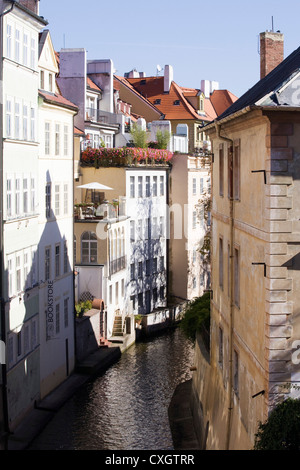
[{"left": 40, "top": 0, "right": 300, "bottom": 99}]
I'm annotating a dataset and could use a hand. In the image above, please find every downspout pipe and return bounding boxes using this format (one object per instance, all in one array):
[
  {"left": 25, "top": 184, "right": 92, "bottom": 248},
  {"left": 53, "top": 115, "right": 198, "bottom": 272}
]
[
  {"left": 0, "top": 1, "right": 16, "bottom": 449},
  {"left": 215, "top": 122, "right": 234, "bottom": 451}
]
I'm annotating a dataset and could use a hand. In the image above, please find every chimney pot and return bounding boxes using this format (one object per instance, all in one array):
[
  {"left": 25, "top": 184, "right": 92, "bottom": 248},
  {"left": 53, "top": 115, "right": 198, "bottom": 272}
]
[{"left": 260, "top": 31, "right": 284, "bottom": 79}]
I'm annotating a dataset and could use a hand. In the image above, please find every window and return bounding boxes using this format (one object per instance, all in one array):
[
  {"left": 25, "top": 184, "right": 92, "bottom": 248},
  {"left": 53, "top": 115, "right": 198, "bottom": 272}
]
[
  {"left": 23, "top": 251, "right": 30, "bottom": 290},
  {"left": 109, "top": 285, "right": 112, "bottom": 304},
  {"left": 138, "top": 261, "right": 143, "bottom": 278},
  {"left": 130, "top": 220, "right": 135, "bottom": 242},
  {"left": 64, "top": 184, "right": 68, "bottom": 215},
  {"left": 233, "top": 350, "right": 239, "bottom": 394},
  {"left": 16, "top": 255, "right": 21, "bottom": 292},
  {"left": 45, "top": 122, "right": 50, "bottom": 155},
  {"left": 115, "top": 282, "right": 119, "bottom": 304},
  {"left": 153, "top": 257, "right": 157, "bottom": 273},
  {"left": 45, "top": 247, "right": 51, "bottom": 281},
  {"left": 146, "top": 176, "right": 150, "bottom": 197},
  {"left": 8, "top": 257, "right": 13, "bottom": 297},
  {"left": 159, "top": 286, "right": 165, "bottom": 300},
  {"left": 130, "top": 262, "right": 135, "bottom": 280},
  {"left": 138, "top": 176, "right": 143, "bottom": 197},
  {"left": 160, "top": 256, "right": 164, "bottom": 271},
  {"left": 40, "top": 70, "right": 45, "bottom": 90},
  {"left": 15, "top": 101, "right": 20, "bottom": 139},
  {"left": 23, "top": 178, "right": 28, "bottom": 214},
  {"left": 55, "top": 244, "right": 60, "bottom": 278},
  {"left": 15, "top": 178, "right": 21, "bottom": 216},
  {"left": 64, "top": 298, "right": 68, "bottom": 328},
  {"left": 55, "top": 303, "right": 60, "bottom": 335},
  {"left": 64, "top": 242, "right": 68, "bottom": 273},
  {"left": 193, "top": 277, "right": 196, "bottom": 289},
  {"left": 6, "top": 98, "right": 12, "bottom": 137},
  {"left": 45, "top": 183, "right": 51, "bottom": 218},
  {"left": 146, "top": 259, "right": 150, "bottom": 275},
  {"left": 6, "top": 179, "right": 12, "bottom": 217},
  {"left": 81, "top": 232, "right": 97, "bottom": 264},
  {"left": 23, "top": 33, "right": 28, "bottom": 66},
  {"left": 219, "top": 144, "right": 224, "bottom": 197},
  {"left": 234, "top": 247, "right": 240, "bottom": 307},
  {"left": 30, "top": 37, "right": 36, "bottom": 69},
  {"left": 153, "top": 288, "right": 158, "bottom": 304},
  {"left": 28, "top": 177, "right": 34, "bottom": 213},
  {"left": 23, "top": 104, "right": 28, "bottom": 140},
  {"left": 233, "top": 140, "right": 240, "bottom": 200},
  {"left": 200, "top": 178, "right": 204, "bottom": 194},
  {"left": 49, "top": 73, "right": 53, "bottom": 92},
  {"left": 145, "top": 218, "right": 150, "bottom": 240},
  {"left": 193, "top": 178, "right": 196, "bottom": 195},
  {"left": 6, "top": 23, "right": 12, "bottom": 58},
  {"left": 30, "top": 107, "right": 35, "bottom": 141},
  {"left": 153, "top": 176, "right": 157, "bottom": 196},
  {"left": 227, "top": 244, "right": 231, "bottom": 298},
  {"left": 218, "top": 327, "right": 223, "bottom": 368},
  {"left": 160, "top": 176, "right": 164, "bottom": 196},
  {"left": 64, "top": 125, "right": 68, "bottom": 156},
  {"left": 130, "top": 295, "right": 135, "bottom": 311},
  {"left": 138, "top": 293, "right": 143, "bottom": 308},
  {"left": 130, "top": 176, "right": 135, "bottom": 198},
  {"left": 219, "top": 237, "right": 223, "bottom": 290},
  {"left": 153, "top": 217, "right": 158, "bottom": 239},
  {"left": 137, "top": 219, "right": 143, "bottom": 240},
  {"left": 55, "top": 124, "right": 60, "bottom": 155},
  {"left": 192, "top": 211, "right": 197, "bottom": 229},
  {"left": 160, "top": 216, "right": 165, "bottom": 237},
  {"left": 55, "top": 184, "right": 60, "bottom": 216}
]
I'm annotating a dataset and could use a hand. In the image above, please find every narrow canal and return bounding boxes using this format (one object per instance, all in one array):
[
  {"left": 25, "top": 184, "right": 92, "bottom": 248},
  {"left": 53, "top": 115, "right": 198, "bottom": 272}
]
[{"left": 28, "top": 327, "right": 195, "bottom": 450}]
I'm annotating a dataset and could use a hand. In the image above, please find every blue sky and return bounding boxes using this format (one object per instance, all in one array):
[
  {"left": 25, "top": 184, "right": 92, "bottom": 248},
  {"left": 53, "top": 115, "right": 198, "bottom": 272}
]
[{"left": 40, "top": 0, "right": 300, "bottom": 98}]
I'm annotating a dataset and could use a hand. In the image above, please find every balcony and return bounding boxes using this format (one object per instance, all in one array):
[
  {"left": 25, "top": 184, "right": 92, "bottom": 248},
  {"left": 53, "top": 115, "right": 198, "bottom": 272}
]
[
  {"left": 74, "top": 197, "right": 127, "bottom": 222},
  {"left": 85, "top": 108, "right": 120, "bottom": 126},
  {"left": 110, "top": 256, "right": 126, "bottom": 275}
]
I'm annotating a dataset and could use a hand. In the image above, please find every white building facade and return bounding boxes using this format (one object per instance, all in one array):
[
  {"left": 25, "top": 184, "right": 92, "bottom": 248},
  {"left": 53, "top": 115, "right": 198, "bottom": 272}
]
[{"left": 1, "top": 0, "right": 47, "bottom": 430}]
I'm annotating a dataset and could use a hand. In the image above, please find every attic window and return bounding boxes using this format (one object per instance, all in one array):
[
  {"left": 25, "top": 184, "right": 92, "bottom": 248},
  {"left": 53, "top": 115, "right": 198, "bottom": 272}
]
[
  {"left": 173, "top": 100, "right": 180, "bottom": 106},
  {"left": 154, "top": 99, "right": 161, "bottom": 105},
  {"left": 140, "top": 79, "right": 146, "bottom": 85}
]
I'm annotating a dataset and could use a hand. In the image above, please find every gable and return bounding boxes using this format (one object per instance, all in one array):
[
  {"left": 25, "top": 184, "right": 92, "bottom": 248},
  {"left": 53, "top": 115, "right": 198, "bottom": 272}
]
[{"left": 38, "top": 30, "right": 59, "bottom": 74}]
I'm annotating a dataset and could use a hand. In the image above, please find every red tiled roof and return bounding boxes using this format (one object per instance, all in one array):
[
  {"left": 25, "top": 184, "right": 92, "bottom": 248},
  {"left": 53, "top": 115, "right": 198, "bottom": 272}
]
[
  {"left": 87, "top": 77, "right": 102, "bottom": 92},
  {"left": 74, "top": 126, "right": 85, "bottom": 136},
  {"left": 127, "top": 76, "right": 211, "bottom": 121},
  {"left": 115, "top": 75, "right": 164, "bottom": 116},
  {"left": 210, "top": 89, "right": 238, "bottom": 117},
  {"left": 39, "top": 90, "right": 78, "bottom": 111}
]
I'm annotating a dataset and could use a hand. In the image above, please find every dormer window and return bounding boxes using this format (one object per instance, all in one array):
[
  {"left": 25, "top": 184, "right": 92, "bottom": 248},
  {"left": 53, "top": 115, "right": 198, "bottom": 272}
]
[
  {"left": 154, "top": 99, "right": 161, "bottom": 105},
  {"left": 140, "top": 79, "right": 146, "bottom": 85},
  {"left": 49, "top": 73, "right": 53, "bottom": 92},
  {"left": 173, "top": 100, "right": 180, "bottom": 106}
]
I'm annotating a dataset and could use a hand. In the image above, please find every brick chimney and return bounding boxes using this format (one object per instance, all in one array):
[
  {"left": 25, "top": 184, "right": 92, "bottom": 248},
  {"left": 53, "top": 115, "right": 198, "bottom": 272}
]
[
  {"left": 18, "top": 0, "right": 40, "bottom": 15},
  {"left": 260, "top": 31, "right": 284, "bottom": 79}
]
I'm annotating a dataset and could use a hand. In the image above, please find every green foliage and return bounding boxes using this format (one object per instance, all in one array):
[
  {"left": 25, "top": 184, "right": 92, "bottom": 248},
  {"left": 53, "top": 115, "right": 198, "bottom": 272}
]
[
  {"left": 180, "top": 292, "right": 210, "bottom": 342},
  {"left": 155, "top": 129, "right": 171, "bottom": 150},
  {"left": 75, "top": 300, "right": 92, "bottom": 318},
  {"left": 130, "top": 123, "right": 148, "bottom": 149},
  {"left": 254, "top": 398, "right": 300, "bottom": 450}
]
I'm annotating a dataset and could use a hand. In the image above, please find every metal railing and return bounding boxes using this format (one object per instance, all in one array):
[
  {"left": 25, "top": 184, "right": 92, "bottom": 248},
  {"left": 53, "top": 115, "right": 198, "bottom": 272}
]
[{"left": 110, "top": 256, "right": 126, "bottom": 275}]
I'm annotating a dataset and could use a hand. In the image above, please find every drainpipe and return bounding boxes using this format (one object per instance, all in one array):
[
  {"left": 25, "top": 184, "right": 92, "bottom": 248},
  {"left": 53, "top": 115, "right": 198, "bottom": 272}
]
[
  {"left": 215, "top": 122, "right": 234, "bottom": 451},
  {"left": 0, "top": 1, "right": 16, "bottom": 449}
]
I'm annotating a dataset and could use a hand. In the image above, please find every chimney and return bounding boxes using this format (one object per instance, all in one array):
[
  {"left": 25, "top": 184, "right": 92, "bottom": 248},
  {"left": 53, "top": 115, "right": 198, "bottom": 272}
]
[
  {"left": 260, "top": 31, "right": 284, "bottom": 79},
  {"left": 18, "top": 0, "right": 40, "bottom": 15},
  {"left": 164, "top": 65, "right": 173, "bottom": 93}
]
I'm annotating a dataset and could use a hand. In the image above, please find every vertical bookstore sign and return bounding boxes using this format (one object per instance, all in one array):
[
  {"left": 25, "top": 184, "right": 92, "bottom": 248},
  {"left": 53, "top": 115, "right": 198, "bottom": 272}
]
[{"left": 47, "top": 280, "right": 55, "bottom": 339}]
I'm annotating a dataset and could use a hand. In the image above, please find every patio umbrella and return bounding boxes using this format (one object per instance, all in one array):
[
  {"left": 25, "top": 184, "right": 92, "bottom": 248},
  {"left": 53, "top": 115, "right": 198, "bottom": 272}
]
[{"left": 77, "top": 182, "right": 113, "bottom": 202}]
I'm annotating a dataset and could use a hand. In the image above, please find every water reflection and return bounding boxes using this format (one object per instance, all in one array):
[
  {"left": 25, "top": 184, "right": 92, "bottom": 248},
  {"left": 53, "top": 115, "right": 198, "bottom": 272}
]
[{"left": 29, "top": 328, "right": 195, "bottom": 450}]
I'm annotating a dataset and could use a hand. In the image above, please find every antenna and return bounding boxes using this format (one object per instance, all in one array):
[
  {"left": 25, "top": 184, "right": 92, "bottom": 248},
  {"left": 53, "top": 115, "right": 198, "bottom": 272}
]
[{"left": 271, "top": 16, "right": 274, "bottom": 32}]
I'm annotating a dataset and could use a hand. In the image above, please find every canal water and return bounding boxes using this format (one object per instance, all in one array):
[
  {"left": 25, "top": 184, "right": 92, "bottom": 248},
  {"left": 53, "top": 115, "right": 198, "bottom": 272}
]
[{"left": 28, "top": 327, "right": 195, "bottom": 451}]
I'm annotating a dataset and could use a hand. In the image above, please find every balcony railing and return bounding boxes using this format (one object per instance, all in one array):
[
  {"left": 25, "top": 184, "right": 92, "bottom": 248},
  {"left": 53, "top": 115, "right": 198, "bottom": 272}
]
[
  {"left": 85, "top": 108, "right": 119, "bottom": 126},
  {"left": 74, "top": 198, "right": 127, "bottom": 221},
  {"left": 110, "top": 256, "right": 126, "bottom": 275}
]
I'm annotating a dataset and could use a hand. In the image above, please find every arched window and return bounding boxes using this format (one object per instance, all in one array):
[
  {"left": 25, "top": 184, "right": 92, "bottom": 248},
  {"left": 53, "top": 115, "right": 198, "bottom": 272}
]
[{"left": 81, "top": 231, "right": 97, "bottom": 264}]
